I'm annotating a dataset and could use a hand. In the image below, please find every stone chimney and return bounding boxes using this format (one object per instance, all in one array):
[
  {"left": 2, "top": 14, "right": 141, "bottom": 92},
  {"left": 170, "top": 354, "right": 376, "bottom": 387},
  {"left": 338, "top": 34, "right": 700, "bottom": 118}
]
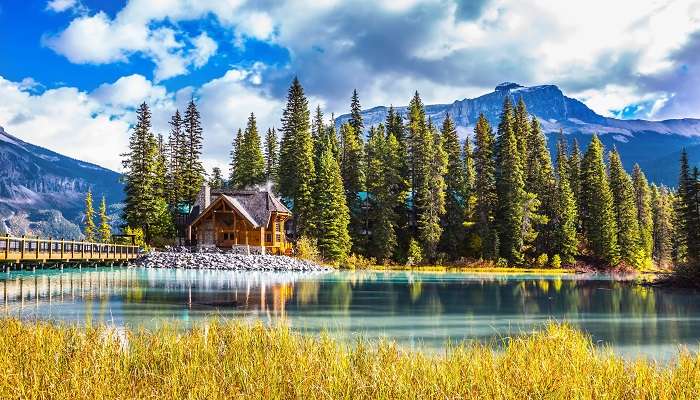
[{"left": 203, "top": 184, "right": 211, "bottom": 208}]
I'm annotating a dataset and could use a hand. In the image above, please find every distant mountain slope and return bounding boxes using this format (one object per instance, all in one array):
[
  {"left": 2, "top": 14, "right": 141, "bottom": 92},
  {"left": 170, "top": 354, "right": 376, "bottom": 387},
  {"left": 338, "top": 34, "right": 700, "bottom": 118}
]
[
  {"left": 336, "top": 82, "right": 700, "bottom": 185},
  {"left": 0, "top": 126, "right": 124, "bottom": 238}
]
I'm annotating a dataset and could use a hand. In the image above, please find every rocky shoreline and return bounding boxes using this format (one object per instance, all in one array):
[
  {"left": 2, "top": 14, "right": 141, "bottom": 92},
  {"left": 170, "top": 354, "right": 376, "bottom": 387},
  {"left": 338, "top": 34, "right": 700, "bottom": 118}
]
[{"left": 131, "top": 251, "right": 329, "bottom": 272}]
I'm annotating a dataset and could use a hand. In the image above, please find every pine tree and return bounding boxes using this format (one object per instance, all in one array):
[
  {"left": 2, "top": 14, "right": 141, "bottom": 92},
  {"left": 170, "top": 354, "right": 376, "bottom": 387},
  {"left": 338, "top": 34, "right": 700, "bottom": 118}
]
[
  {"left": 414, "top": 119, "right": 447, "bottom": 260},
  {"left": 365, "top": 125, "right": 404, "bottom": 262},
  {"left": 687, "top": 167, "right": 700, "bottom": 264},
  {"left": 83, "top": 189, "right": 95, "bottom": 242},
  {"left": 651, "top": 184, "right": 674, "bottom": 268},
  {"left": 632, "top": 164, "right": 654, "bottom": 265},
  {"left": 406, "top": 92, "right": 426, "bottom": 239},
  {"left": 167, "top": 110, "right": 185, "bottom": 209},
  {"left": 229, "top": 128, "right": 243, "bottom": 188},
  {"left": 473, "top": 113, "right": 498, "bottom": 259},
  {"left": 569, "top": 138, "right": 583, "bottom": 223},
  {"left": 608, "top": 149, "right": 644, "bottom": 268},
  {"left": 495, "top": 97, "right": 525, "bottom": 265},
  {"left": 386, "top": 106, "right": 411, "bottom": 258},
  {"left": 339, "top": 123, "right": 365, "bottom": 253},
  {"left": 278, "top": 77, "right": 316, "bottom": 238},
  {"left": 524, "top": 116, "right": 554, "bottom": 256},
  {"left": 264, "top": 127, "right": 279, "bottom": 184},
  {"left": 514, "top": 97, "right": 530, "bottom": 167},
  {"left": 313, "top": 145, "right": 352, "bottom": 262},
  {"left": 554, "top": 135, "right": 578, "bottom": 264},
  {"left": 312, "top": 105, "right": 326, "bottom": 169},
  {"left": 439, "top": 114, "right": 467, "bottom": 257},
  {"left": 182, "top": 100, "right": 205, "bottom": 206},
  {"left": 236, "top": 113, "right": 266, "bottom": 188},
  {"left": 349, "top": 89, "right": 364, "bottom": 140},
  {"left": 122, "top": 102, "right": 160, "bottom": 241},
  {"left": 155, "top": 133, "right": 168, "bottom": 199},
  {"left": 209, "top": 167, "right": 224, "bottom": 188},
  {"left": 580, "top": 135, "right": 619, "bottom": 265},
  {"left": 98, "top": 195, "right": 111, "bottom": 243},
  {"left": 675, "top": 149, "right": 691, "bottom": 263}
]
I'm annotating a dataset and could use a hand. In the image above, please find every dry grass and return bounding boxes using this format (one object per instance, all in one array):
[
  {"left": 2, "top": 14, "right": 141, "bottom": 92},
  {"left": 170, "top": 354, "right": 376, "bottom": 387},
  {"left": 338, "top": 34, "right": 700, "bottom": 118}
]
[{"left": 0, "top": 319, "right": 698, "bottom": 399}]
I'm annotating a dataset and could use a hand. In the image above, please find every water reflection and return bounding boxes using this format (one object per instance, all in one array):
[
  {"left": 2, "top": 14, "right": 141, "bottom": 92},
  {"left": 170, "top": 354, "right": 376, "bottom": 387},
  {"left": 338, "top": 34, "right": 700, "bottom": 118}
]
[{"left": 2, "top": 268, "right": 700, "bottom": 360}]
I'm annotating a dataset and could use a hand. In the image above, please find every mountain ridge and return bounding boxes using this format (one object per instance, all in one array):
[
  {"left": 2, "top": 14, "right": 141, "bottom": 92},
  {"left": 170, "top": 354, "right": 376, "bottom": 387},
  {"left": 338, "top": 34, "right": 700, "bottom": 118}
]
[
  {"left": 336, "top": 83, "right": 700, "bottom": 185},
  {"left": 0, "top": 126, "right": 124, "bottom": 238}
]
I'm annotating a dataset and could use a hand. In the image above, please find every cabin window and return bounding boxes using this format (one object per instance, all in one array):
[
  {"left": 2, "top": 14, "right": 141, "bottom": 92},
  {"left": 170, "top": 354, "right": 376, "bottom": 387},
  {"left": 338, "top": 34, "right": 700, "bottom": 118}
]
[
  {"left": 222, "top": 232, "right": 236, "bottom": 241},
  {"left": 266, "top": 234, "right": 272, "bottom": 243},
  {"left": 275, "top": 221, "right": 280, "bottom": 232},
  {"left": 276, "top": 233, "right": 282, "bottom": 242}
]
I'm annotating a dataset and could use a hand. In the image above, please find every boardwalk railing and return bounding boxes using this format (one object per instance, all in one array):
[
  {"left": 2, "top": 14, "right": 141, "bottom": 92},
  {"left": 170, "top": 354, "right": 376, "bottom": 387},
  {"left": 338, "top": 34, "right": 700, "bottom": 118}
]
[{"left": 0, "top": 236, "right": 140, "bottom": 264}]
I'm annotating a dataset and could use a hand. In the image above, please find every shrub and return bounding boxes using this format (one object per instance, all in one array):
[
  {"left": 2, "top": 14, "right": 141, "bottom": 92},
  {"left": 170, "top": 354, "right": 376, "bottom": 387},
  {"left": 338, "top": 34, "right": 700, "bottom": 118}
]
[
  {"left": 295, "top": 236, "right": 320, "bottom": 262},
  {"left": 536, "top": 253, "right": 549, "bottom": 268},
  {"left": 340, "top": 253, "right": 376, "bottom": 270},
  {"left": 551, "top": 254, "right": 562, "bottom": 269},
  {"left": 405, "top": 239, "right": 423, "bottom": 266}
]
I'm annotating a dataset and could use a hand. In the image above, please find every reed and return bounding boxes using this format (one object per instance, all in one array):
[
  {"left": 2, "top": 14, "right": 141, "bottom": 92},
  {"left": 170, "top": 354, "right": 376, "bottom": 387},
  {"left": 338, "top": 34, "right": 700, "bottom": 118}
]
[{"left": 0, "top": 319, "right": 697, "bottom": 399}]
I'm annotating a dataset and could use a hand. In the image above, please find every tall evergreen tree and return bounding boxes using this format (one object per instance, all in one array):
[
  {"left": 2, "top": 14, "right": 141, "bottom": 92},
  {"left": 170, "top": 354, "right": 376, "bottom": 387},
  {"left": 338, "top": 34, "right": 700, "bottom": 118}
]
[
  {"left": 473, "top": 113, "right": 498, "bottom": 259},
  {"left": 439, "top": 114, "right": 467, "bottom": 257},
  {"left": 182, "top": 100, "right": 205, "bottom": 206},
  {"left": 365, "top": 124, "right": 406, "bottom": 262},
  {"left": 236, "top": 113, "right": 266, "bottom": 188},
  {"left": 513, "top": 97, "right": 530, "bottom": 167},
  {"left": 155, "top": 133, "right": 168, "bottom": 199},
  {"left": 209, "top": 167, "right": 224, "bottom": 188},
  {"left": 98, "top": 196, "right": 111, "bottom": 243},
  {"left": 524, "top": 117, "right": 554, "bottom": 255},
  {"left": 414, "top": 119, "right": 447, "bottom": 260},
  {"left": 166, "top": 110, "right": 185, "bottom": 209},
  {"left": 385, "top": 106, "right": 411, "bottom": 258},
  {"left": 349, "top": 89, "right": 364, "bottom": 140},
  {"left": 229, "top": 128, "right": 243, "bottom": 187},
  {"left": 675, "top": 149, "right": 691, "bottom": 263},
  {"left": 580, "top": 135, "right": 619, "bottom": 265},
  {"left": 313, "top": 145, "right": 352, "bottom": 262},
  {"left": 632, "top": 164, "right": 654, "bottom": 264},
  {"left": 122, "top": 102, "right": 160, "bottom": 240},
  {"left": 569, "top": 138, "right": 583, "bottom": 223},
  {"left": 312, "top": 105, "right": 326, "bottom": 169},
  {"left": 406, "top": 92, "right": 426, "bottom": 239},
  {"left": 278, "top": 77, "right": 316, "bottom": 238},
  {"left": 608, "top": 149, "right": 644, "bottom": 268},
  {"left": 554, "top": 136, "right": 578, "bottom": 264},
  {"left": 651, "top": 185, "right": 674, "bottom": 268},
  {"left": 264, "top": 127, "right": 279, "bottom": 184},
  {"left": 83, "top": 189, "right": 95, "bottom": 242},
  {"left": 687, "top": 167, "right": 700, "bottom": 264},
  {"left": 339, "top": 123, "right": 365, "bottom": 253},
  {"left": 494, "top": 97, "right": 525, "bottom": 265}
]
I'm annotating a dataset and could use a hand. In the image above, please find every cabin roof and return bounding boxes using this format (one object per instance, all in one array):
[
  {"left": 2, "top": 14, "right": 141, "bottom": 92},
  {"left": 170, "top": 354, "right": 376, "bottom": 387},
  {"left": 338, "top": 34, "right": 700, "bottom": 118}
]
[{"left": 189, "top": 189, "right": 291, "bottom": 229}]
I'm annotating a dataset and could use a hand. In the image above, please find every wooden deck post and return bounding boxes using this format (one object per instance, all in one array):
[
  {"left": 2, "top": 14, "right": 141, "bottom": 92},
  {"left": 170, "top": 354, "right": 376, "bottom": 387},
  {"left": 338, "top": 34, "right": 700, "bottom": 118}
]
[
  {"left": 260, "top": 227, "right": 265, "bottom": 255},
  {"left": 35, "top": 237, "right": 39, "bottom": 260},
  {"left": 48, "top": 237, "right": 53, "bottom": 259},
  {"left": 3, "top": 237, "right": 8, "bottom": 261},
  {"left": 20, "top": 235, "right": 25, "bottom": 260}
]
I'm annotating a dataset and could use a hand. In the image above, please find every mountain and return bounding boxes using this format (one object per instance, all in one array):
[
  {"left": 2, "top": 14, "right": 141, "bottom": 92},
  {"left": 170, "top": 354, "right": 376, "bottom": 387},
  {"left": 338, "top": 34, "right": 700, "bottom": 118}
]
[
  {"left": 336, "top": 82, "right": 700, "bottom": 185},
  {"left": 0, "top": 126, "right": 124, "bottom": 239}
]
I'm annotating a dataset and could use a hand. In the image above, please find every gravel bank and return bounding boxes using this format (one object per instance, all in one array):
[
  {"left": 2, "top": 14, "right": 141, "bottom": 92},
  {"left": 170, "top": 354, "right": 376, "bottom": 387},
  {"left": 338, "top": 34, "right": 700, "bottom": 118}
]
[{"left": 132, "top": 251, "right": 329, "bottom": 272}]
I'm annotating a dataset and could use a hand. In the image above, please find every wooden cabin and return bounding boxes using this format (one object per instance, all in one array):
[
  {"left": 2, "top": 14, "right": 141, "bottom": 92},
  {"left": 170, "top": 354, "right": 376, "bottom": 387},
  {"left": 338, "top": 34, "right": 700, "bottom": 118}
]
[{"left": 187, "top": 187, "right": 292, "bottom": 255}]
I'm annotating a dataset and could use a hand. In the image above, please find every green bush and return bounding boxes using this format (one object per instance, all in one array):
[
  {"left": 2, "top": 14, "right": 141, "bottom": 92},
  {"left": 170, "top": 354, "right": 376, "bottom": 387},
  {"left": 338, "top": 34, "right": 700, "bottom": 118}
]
[
  {"left": 551, "top": 254, "right": 562, "bottom": 269},
  {"left": 405, "top": 239, "right": 423, "bottom": 266},
  {"left": 295, "top": 236, "right": 320, "bottom": 262}
]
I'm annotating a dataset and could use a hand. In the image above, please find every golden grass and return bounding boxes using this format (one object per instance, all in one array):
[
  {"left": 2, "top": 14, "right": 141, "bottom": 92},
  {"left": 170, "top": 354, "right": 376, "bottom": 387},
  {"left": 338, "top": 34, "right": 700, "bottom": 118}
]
[{"left": 0, "top": 319, "right": 698, "bottom": 399}]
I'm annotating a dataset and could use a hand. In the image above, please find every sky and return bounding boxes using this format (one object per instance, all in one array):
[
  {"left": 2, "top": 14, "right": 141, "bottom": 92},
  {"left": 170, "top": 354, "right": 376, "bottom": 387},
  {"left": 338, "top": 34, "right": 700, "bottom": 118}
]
[{"left": 0, "top": 0, "right": 699, "bottom": 172}]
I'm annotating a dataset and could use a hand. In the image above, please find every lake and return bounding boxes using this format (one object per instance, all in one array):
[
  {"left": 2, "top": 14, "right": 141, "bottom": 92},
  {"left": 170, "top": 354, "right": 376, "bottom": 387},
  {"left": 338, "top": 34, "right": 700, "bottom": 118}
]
[{"left": 2, "top": 267, "right": 699, "bottom": 361}]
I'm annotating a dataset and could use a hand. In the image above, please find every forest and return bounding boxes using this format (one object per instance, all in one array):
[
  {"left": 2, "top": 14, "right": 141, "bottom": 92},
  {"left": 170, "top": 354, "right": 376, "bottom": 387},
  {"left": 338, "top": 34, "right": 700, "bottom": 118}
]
[{"left": 116, "top": 77, "right": 700, "bottom": 275}]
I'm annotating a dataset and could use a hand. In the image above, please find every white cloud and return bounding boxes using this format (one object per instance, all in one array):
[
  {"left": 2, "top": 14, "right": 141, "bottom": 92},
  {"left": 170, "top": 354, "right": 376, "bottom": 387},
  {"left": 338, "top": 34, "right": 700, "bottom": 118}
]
[
  {"left": 45, "top": 10, "right": 218, "bottom": 81},
  {"left": 191, "top": 32, "right": 218, "bottom": 68},
  {"left": 0, "top": 76, "right": 130, "bottom": 170},
  {"left": 46, "top": 0, "right": 78, "bottom": 13},
  {"left": 0, "top": 67, "right": 281, "bottom": 174}
]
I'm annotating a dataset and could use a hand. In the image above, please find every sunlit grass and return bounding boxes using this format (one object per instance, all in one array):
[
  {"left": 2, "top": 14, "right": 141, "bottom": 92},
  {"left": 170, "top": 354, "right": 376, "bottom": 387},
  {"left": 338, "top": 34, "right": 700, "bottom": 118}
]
[{"left": 0, "top": 319, "right": 698, "bottom": 399}]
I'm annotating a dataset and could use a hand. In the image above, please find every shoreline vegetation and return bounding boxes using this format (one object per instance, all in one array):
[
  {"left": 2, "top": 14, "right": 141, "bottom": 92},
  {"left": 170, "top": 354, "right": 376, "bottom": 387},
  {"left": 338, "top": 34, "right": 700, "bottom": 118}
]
[
  {"left": 0, "top": 319, "right": 698, "bottom": 399},
  {"left": 108, "top": 77, "right": 700, "bottom": 286}
]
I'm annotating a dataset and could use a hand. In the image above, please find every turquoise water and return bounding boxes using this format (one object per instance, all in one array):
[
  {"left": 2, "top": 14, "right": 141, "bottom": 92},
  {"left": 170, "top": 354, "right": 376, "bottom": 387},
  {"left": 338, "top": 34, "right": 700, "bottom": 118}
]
[{"left": 1, "top": 267, "right": 699, "bottom": 360}]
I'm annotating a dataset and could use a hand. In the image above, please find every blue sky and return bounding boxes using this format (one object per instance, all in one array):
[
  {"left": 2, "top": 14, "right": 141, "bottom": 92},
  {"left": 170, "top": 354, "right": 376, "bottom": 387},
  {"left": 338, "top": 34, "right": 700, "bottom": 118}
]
[{"left": 1, "top": 0, "right": 699, "bottom": 171}]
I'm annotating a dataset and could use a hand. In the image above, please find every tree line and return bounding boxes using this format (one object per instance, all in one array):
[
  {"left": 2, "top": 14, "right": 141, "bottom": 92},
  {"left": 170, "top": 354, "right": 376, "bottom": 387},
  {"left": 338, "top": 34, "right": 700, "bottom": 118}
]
[{"left": 113, "top": 77, "right": 700, "bottom": 273}]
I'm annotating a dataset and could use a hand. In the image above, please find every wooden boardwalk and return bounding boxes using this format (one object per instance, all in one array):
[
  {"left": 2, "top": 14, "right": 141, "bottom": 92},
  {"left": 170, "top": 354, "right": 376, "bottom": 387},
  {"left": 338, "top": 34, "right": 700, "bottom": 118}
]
[{"left": 0, "top": 236, "right": 140, "bottom": 266}]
